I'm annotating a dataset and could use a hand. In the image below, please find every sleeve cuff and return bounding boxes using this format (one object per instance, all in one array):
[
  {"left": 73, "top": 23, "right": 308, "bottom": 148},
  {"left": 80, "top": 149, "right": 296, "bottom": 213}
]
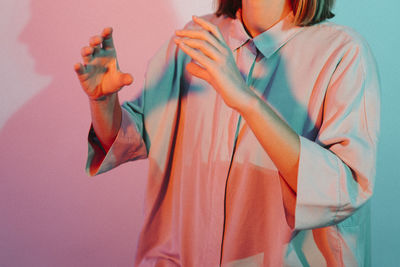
[
  {"left": 86, "top": 108, "right": 147, "bottom": 176},
  {"left": 294, "top": 136, "right": 341, "bottom": 230}
]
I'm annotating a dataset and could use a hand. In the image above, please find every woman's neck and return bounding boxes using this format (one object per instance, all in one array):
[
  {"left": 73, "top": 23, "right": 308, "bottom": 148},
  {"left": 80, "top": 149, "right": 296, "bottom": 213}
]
[{"left": 241, "top": 0, "right": 292, "bottom": 37}]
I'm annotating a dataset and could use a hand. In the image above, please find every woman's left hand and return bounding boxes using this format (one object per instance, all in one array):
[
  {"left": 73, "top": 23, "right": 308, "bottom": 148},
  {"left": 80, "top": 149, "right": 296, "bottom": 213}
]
[{"left": 175, "top": 15, "right": 254, "bottom": 111}]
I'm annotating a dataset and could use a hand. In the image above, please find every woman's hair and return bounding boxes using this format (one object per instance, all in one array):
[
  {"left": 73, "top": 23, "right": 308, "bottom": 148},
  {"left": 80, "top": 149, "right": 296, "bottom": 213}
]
[{"left": 215, "top": 0, "right": 335, "bottom": 26}]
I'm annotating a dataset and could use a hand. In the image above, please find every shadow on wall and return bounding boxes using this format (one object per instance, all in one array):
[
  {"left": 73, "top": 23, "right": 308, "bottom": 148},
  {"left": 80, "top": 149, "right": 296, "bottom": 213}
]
[{"left": 0, "top": 0, "right": 177, "bottom": 266}]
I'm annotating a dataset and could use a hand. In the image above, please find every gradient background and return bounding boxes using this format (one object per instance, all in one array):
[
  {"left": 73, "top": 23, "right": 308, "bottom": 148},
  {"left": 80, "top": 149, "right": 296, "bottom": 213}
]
[{"left": 0, "top": 0, "right": 399, "bottom": 266}]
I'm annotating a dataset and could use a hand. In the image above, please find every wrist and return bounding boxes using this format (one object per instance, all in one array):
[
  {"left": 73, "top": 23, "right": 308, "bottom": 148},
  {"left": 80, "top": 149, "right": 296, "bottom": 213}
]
[
  {"left": 89, "top": 95, "right": 108, "bottom": 101},
  {"left": 88, "top": 92, "right": 117, "bottom": 103},
  {"left": 235, "top": 88, "right": 260, "bottom": 117}
]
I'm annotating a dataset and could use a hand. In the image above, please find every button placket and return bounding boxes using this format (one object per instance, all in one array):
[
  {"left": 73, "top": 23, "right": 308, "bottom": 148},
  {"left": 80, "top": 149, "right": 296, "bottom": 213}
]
[{"left": 218, "top": 41, "right": 259, "bottom": 266}]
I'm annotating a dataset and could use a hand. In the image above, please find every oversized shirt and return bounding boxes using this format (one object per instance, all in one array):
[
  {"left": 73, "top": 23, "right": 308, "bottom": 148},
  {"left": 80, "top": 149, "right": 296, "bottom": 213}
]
[{"left": 86, "top": 11, "right": 380, "bottom": 267}]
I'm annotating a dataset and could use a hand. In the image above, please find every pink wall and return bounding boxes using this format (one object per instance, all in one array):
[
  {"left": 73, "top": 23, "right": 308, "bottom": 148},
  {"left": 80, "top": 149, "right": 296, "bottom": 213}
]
[{"left": 0, "top": 0, "right": 212, "bottom": 265}]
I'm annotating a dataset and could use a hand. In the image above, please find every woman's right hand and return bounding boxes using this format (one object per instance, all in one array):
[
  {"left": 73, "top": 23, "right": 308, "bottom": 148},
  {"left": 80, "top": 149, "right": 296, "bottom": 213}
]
[{"left": 74, "top": 27, "right": 133, "bottom": 100}]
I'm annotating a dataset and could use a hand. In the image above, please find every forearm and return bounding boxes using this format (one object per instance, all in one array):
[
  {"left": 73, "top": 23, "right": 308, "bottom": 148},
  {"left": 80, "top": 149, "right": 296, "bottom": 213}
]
[
  {"left": 238, "top": 92, "right": 300, "bottom": 193},
  {"left": 89, "top": 93, "right": 122, "bottom": 152},
  {"left": 174, "top": 16, "right": 300, "bottom": 191}
]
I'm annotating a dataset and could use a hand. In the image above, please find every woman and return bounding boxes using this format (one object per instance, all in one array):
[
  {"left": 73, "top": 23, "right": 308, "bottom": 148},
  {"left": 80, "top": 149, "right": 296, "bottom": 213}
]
[{"left": 74, "top": 0, "right": 380, "bottom": 265}]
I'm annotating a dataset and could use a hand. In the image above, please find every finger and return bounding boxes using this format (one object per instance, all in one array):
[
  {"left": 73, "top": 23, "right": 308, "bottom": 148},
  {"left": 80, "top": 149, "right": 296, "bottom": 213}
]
[
  {"left": 74, "top": 62, "right": 86, "bottom": 76},
  {"left": 101, "top": 27, "right": 115, "bottom": 50},
  {"left": 89, "top": 35, "right": 103, "bottom": 55},
  {"left": 186, "top": 61, "right": 211, "bottom": 82},
  {"left": 175, "top": 37, "right": 220, "bottom": 61},
  {"left": 81, "top": 46, "right": 93, "bottom": 64},
  {"left": 175, "top": 29, "right": 225, "bottom": 53},
  {"left": 192, "top": 15, "right": 224, "bottom": 42},
  {"left": 89, "top": 35, "right": 103, "bottom": 47},
  {"left": 175, "top": 39, "right": 213, "bottom": 70}
]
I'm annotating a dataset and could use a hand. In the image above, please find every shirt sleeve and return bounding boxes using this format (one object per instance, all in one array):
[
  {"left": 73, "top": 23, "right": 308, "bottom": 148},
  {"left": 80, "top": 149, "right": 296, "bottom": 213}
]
[
  {"left": 85, "top": 34, "right": 189, "bottom": 177},
  {"left": 294, "top": 37, "right": 381, "bottom": 230},
  {"left": 85, "top": 101, "right": 148, "bottom": 176}
]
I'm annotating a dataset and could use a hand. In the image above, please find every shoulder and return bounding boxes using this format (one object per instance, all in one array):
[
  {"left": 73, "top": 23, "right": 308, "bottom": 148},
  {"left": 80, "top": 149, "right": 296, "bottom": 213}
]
[
  {"left": 301, "top": 21, "right": 364, "bottom": 42},
  {"left": 290, "top": 21, "right": 378, "bottom": 78},
  {"left": 296, "top": 21, "right": 375, "bottom": 62}
]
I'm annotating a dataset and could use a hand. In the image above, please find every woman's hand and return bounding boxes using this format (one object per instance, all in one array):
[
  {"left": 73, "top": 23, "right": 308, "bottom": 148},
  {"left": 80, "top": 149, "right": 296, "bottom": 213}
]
[
  {"left": 175, "top": 16, "right": 255, "bottom": 111},
  {"left": 74, "top": 27, "right": 133, "bottom": 101}
]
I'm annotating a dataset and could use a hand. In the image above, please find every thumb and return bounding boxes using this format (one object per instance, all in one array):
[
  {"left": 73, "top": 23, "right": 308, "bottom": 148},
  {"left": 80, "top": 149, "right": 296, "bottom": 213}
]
[
  {"left": 109, "top": 59, "right": 133, "bottom": 87},
  {"left": 118, "top": 72, "right": 134, "bottom": 87}
]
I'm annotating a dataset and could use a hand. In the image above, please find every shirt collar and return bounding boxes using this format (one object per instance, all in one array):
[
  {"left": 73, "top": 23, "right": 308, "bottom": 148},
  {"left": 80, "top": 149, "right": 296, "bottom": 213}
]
[{"left": 228, "top": 10, "right": 305, "bottom": 58}]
